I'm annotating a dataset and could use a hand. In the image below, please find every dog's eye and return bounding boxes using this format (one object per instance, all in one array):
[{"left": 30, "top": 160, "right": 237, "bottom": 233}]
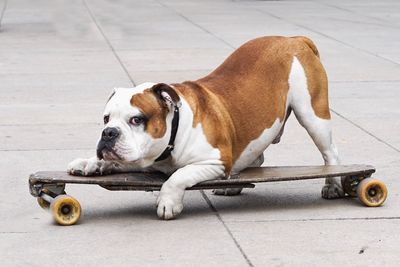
[
  {"left": 103, "top": 115, "right": 110, "bottom": 124},
  {"left": 130, "top": 116, "right": 145, "bottom": 126}
]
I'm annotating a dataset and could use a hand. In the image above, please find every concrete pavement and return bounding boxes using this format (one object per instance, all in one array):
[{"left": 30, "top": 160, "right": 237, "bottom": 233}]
[{"left": 1, "top": 0, "right": 399, "bottom": 266}]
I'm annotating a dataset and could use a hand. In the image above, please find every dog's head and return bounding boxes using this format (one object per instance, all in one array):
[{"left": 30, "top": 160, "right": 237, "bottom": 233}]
[{"left": 97, "top": 82, "right": 180, "bottom": 167}]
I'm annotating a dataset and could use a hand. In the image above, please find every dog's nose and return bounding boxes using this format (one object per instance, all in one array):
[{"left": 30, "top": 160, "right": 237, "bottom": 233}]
[{"left": 102, "top": 127, "right": 119, "bottom": 141}]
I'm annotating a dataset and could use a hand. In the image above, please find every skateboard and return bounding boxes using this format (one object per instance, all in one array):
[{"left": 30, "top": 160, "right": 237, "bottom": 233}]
[{"left": 29, "top": 164, "right": 388, "bottom": 226}]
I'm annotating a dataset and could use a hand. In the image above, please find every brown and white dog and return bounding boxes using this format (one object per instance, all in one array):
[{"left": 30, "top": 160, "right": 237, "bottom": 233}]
[{"left": 68, "top": 36, "right": 344, "bottom": 220}]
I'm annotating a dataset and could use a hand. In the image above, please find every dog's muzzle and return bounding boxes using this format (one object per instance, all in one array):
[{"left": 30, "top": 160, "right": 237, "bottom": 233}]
[{"left": 96, "top": 127, "right": 120, "bottom": 159}]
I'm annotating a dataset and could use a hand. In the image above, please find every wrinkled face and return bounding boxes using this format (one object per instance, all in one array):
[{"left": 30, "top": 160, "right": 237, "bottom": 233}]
[{"left": 97, "top": 83, "right": 176, "bottom": 167}]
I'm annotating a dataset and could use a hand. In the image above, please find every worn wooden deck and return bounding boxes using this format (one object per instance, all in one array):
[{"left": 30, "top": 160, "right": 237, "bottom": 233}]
[{"left": 29, "top": 165, "right": 375, "bottom": 191}]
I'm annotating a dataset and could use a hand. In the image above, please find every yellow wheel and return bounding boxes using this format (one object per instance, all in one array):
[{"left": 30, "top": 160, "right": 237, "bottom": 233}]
[
  {"left": 37, "top": 197, "right": 50, "bottom": 209},
  {"left": 357, "top": 178, "right": 388, "bottom": 207},
  {"left": 50, "top": 195, "right": 81, "bottom": 226}
]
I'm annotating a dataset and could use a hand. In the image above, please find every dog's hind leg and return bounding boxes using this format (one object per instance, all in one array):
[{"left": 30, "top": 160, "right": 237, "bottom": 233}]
[
  {"left": 294, "top": 113, "right": 344, "bottom": 199},
  {"left": 288, "top": 56, "right": 344, "bottom": 199},
  {"left": 212, "top": 154, "right": 264, "bottom": 196}
]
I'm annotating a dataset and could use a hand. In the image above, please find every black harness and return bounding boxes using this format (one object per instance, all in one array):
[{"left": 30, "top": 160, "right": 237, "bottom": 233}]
[{"left": 155, "top": 105, "right": 180, "bottom": 162}]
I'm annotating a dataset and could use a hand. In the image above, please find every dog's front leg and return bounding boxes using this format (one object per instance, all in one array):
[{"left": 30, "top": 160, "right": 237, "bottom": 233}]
[{"left": 157, "top": 164, "right": 224, "bottom": 220}]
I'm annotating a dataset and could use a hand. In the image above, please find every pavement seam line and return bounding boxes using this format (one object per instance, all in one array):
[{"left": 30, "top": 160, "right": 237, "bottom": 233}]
[
  {"left": 330, "top": 80, "right": 400, "bottom": 84},
  {"left": 155, "top": 0, "right": 236, "bottom": 50},
  {"left": 0, "top": 148, "right": 93, "bottom": 152},
  {"left": 331, "top": 109, "right": 400, "bottom": 153},
  {"left": 316, "top": 1, "right": 400, "bottom": 28},
  {"left": 0, "top": 0, "right": 8, "bottom": 28},
  {"left": 200, "top": 191, "right": 254, "bottom": 267},
  {"left": 226, "top": 216, "right": 400, "bottom": 223},
  {"left": 0, "top": 123, "right": 101, "bottom": 126},
  {"left": 81, "top": 0, "right": 136, "bottom": 86},
  {"left": 253, "top": 8, "right": 400, "bottom": 66},
  {"left": 0, "top": 232, "right": 32, "bottom": 234}
]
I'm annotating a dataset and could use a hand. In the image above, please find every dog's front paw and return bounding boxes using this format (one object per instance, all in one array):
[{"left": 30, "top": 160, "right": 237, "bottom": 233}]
[
  {"left": 157, "top": 196, "right": 183, "bottom": 220},
  {"left": 67, "top": 157, "right": 100, "bottom": 176},
  {"left": 321, "top": 183, "right": 345, "bottom": 199},
  {"left": 156, "top": 185, "right": 184, "bottom": 220},
  {"left": 213, "top": 188, "right": 243, "bottom": 196}
]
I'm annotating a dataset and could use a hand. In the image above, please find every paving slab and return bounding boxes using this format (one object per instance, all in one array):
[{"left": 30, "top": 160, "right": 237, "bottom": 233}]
[
  {"left": 156, "top": 1, "right": 400, "bottom": 82},
  {"left": 0, "top": 0, "right": 108, "bottom": 52},
  {"left": 83, "top": 0, "right": 231, "bottom": 51},
  {"left": 118, "top": 48, "right": 232, "bottom": 72},
  {"left": 0, "top": 50, "right": 127, "bottom": 75},
  {"left": 318, "top": 0, "right": 400, "bottom": 26},
  {"left": 0, "top": 104, "right": 104, "bottom": 125},
  {"left": 131, "top": 69, "right": 212, "bottom": 85},
  {"left": 226, "top": 219, "right": 400, "bottom": 266},
  {"left": 0, "top": 124, "right": 102, "bottom": 150},
  {"left": 109, "top": 33, "right": 231, "bottom": 51},
  {"left": 0, "top": 72, "right": 130, "bottom": 105},
  {"left": 165, "top": 1, "right": 315, "bottom": 48},
  {"left": 248, "top": 1, "right": 400, "bottom": 65},
  {"left": 329, "top": 81, "right": 400, "bottom": 150}
]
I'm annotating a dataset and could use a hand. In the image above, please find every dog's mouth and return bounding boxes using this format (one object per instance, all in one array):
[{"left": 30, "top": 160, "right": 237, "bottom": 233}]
[
  {"left": 97, "top": 142, "right": 122, "bottom": 161},
  {"left": 102, "top": 149, "right": 122, "bottom": 161}
]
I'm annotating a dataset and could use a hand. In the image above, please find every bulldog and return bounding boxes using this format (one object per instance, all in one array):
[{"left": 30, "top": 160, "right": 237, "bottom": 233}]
[{"left": 68, "top": 36, "right": 344, "bottom": 220}]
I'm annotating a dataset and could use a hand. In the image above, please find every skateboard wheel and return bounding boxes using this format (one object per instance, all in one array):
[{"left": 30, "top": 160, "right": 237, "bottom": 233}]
[
  {"left": 357, "top": 178, "right": 387, "bottom": 207},
  {"left": 50, "top": 195, "right": 81, "bottom": 226},
  {"left": 341, "top": 176, "right": 358, "bottom": 197},
  {"left": 37, "top": 197, "right": 50, "bottom": 209}
]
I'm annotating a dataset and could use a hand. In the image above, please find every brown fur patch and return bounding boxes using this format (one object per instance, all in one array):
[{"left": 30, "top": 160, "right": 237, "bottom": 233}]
[
  {"left": 130, "top": 89, "right": 168, "bottom": 139},
  {"left": 173, "top": 36, "right": 330, "bottom": 174},
  {"left": 292, "top": 37, "right": 331, "bottom": 119},
  {"left": 173, "top": 81, "right": 235, "bottom": 173}
]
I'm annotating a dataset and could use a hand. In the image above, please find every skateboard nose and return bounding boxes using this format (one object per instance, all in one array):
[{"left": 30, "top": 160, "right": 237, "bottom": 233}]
[{"left": 101, "top": 127, "right": 120, "bottom": 141}]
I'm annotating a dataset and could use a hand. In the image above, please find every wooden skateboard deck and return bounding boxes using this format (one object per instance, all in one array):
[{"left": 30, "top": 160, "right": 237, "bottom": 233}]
[
  {"left": 29, "top": 164, "right": 388, "bottom": 226},
  {"left": 30, "top": 164, "right": 375, "bottom": 192}
]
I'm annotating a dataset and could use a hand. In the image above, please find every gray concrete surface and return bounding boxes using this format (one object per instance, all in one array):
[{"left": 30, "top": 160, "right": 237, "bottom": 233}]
[{"left": 1, "top": 0, "right": 400, "bottom": 266}]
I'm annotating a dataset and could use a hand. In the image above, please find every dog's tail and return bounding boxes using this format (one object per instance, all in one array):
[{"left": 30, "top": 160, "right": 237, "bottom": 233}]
[{"left": 292, "top": 36, "right": 320, "bottom": 58}]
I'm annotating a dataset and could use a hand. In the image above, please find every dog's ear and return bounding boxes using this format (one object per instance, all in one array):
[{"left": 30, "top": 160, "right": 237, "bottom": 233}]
[{"left": 151, "top": 83, "right": 181, "bottom": 107}]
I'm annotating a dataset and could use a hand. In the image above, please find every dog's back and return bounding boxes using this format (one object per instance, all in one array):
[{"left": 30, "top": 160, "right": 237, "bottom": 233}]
[{"left": 189, "top": 36, "right": 329, "bottom": 170}]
